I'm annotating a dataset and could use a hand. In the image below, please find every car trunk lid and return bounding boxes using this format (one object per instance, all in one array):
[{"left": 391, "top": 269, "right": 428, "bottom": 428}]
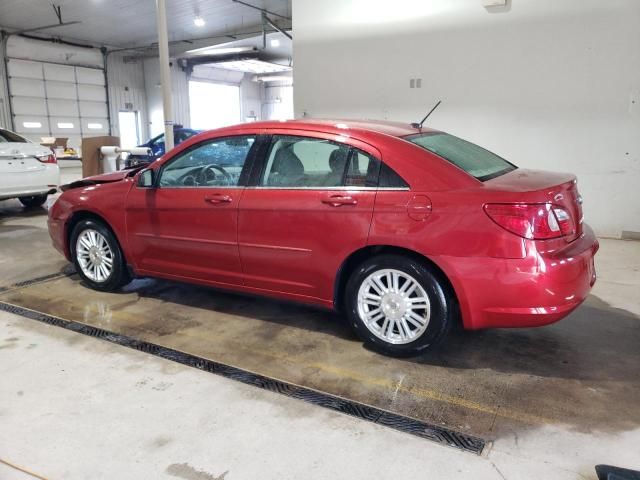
[
  {"left": 484, "top": 169, "right": 583, "bottom": 242},
  {"left": 0, "top": 143, "right": 49, "bottom": 174}
]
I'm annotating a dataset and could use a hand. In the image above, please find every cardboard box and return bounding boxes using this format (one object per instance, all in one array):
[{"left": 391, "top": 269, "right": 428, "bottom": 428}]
[
  {"left": 80, "top": 136, "right": 120, "bottom": 177},
  {"left": 40, "top": 137, "right": 68, "bottom": 150}
]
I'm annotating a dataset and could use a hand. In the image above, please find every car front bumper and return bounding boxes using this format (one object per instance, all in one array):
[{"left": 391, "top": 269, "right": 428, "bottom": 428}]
[{"left": 436, "top": 224, "right": 599, "bottom": 330}]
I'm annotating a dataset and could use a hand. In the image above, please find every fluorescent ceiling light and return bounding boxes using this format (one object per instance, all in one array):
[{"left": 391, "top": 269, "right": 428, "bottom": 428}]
[
  {"left": 255, "top": 74, "right": 293, "bottom": 82},
  {"left": 185, "top": 45, "right": 257, "bottom": 57},
  {"left": 87, "top": 123, "right": 103, "bottom": 129},
  {"left": 213, "top": 59, "right": 291, "bottom": 74},
  {"left": 270, "top": 39, "right": 281, "bottom": 47},
  {"left": 57, "top": 122, "right": 74, "bottom": 129},
  {"left": 194, "top": 16, "right": 205, "bottom": 27},
  {"left": 23, "top": 121, "right": 42, "bottom": 128}
]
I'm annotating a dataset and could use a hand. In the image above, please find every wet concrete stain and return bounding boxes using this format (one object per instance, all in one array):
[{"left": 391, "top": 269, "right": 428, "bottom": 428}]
[
  {"left": 1, "top": 269, "right": 638, "bottom": 440},
  {"left": 166, "top": 463, "right": 228, "bottom": 480},
  {"left": 152, "top": 381, "right": 173, "bottom": 391},
  {"left": 152, "top": 435, "right": 173, "bottom": 448}
]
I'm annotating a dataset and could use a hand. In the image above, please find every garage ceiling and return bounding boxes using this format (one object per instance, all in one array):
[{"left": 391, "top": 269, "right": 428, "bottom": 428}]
[{"left": 0, "top": 0, "right": 291, "bottom": 49}]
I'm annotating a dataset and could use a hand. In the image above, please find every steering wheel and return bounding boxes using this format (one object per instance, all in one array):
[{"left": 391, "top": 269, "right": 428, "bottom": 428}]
[{"left": 198, "top": 164, "right": 232, "bottom": 186}]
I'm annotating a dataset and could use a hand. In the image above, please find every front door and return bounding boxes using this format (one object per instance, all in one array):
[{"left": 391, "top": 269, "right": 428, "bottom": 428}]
[
  {"left": 125, "top": 135, "right": 257, "bottom": 286},
  {"left": 238, "top": 132, "right": 380, "bottom": 303}
]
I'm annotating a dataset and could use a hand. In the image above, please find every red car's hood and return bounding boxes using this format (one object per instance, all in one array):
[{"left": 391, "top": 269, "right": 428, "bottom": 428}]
[{"left": 60, "top": 169, "right": 135, "bottom": 191}]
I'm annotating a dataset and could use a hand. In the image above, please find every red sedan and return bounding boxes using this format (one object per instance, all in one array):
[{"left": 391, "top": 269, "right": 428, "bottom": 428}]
[{"left": 48, "top": 120, "right": 598, "bottom": 356}]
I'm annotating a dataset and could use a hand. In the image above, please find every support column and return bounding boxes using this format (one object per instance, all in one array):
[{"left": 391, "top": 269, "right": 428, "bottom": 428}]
[{"left": 155, "top": 0, "right": 174, "bottom": 150}]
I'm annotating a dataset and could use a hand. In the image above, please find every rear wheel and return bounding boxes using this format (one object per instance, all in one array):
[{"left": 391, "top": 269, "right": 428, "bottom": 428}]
[
  {"left": 344, "top": 254, "right": 454, "bottom": 357},
  {"left": 70, "top": 219, "right": 130, "bottom": 291},
  {"left": 18, "top": 194, "right": 47, "bottom": 208}
]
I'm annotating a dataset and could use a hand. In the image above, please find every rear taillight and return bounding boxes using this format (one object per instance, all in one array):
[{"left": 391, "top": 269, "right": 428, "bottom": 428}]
[
  {"left": 36, "top": 153, "right": 57, "bottom": 164},
  {"left": 484, "top": 203, "right": 574, "bottom": 240}
]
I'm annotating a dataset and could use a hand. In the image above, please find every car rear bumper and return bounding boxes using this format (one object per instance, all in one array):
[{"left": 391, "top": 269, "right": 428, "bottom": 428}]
[
  {"left": 436, "top": 224, "right": 599, "bottom": 329},
  {"left": 0, "top": 164, "right": 60, "bottom": 200}
]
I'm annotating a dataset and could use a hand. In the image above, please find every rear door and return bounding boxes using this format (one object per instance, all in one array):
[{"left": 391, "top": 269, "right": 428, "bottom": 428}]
[
  {"left": 125, "top": 135, "right": 257, "bottom": 285},
  {"left": 237, "top": 131, "right": 380, "bottom": 303}
]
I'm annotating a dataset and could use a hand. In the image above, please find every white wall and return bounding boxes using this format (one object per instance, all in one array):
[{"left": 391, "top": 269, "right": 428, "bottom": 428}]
[
  {"left": 262, "top": 81, "right": 294, "bottom": 120},
  {"left": 293, "top": 0, "right": 640, "bottom": 238},
  {"left": 143, "top": 57, "right": 190, "bottom": 139},
  {"left": 106, "top": 53, "right": 148, "bottom": 140},
  {"left": 241, "top": 75, "right": 262, "bottom": 121}
]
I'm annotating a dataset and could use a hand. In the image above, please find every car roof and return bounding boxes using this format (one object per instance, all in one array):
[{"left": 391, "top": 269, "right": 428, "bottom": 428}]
[{"left": 228, "top": 119, "right": 439, "bottom": 138}]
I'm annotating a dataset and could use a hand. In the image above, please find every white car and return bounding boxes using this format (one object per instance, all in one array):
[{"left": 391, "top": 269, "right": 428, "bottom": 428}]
[{"left": 0, "top": 128, "right": 60, "bottom": 207}]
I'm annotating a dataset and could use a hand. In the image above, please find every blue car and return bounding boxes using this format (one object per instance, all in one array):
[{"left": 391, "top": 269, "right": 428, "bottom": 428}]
[{"left": 125, "top": 127, "right": 200, "bottom": 168}]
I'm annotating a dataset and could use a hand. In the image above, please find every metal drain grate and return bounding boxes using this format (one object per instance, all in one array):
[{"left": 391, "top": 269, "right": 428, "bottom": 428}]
[
  {"left": 1, "top": 266, "right": 76, "bottom": 292},
  {"left": 0, "top": 300, "right": 485, "bottom": 455}
]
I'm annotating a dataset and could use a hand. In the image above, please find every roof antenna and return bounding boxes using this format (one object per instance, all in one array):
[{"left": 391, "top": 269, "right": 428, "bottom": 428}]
[{"left": 411, "top": 100, "right": 441, "bottom": 129}]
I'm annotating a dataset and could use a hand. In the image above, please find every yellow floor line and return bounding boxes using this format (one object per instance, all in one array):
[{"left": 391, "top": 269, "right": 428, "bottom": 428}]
[{"left": 245, "top": 345, "right": 554, "bottom": 426}]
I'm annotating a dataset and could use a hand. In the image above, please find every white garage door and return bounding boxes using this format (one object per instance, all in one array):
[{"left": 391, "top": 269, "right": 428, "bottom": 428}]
[{"left": 6, "top": 36, "right": 110, "bottom": 149}]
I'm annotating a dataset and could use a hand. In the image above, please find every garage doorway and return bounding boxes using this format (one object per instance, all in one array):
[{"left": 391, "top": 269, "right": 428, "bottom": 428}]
[
  {"left": 118, "top": 111, "right": 140, "bottom": 147},
  {"left": 189, "top": 81, "right": 241, "bottom": 130}
]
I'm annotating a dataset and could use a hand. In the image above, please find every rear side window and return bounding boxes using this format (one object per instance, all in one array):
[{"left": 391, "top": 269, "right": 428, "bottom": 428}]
[
  {"left": 0, "top": 129, "right": 28, "bottom": 143},
  {"left": 379, "top": 163, "right": 409, "bottom": 188},
  {"left": 259, "top": 135, "right": 404, "bottom": 189},
  {"left": 405, "top": 132, "right": 516, "bottom": 181},
  {"left": 345, "top": 150, "right": 379, "bottom": 187},
  {"left": 261, "top": 136, "right": 350, "bottom": 187}
]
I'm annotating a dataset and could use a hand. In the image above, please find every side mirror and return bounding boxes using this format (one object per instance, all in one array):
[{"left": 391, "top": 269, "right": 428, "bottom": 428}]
[{"left": 137, "top": 169, "right": 156, "bottom": 188}]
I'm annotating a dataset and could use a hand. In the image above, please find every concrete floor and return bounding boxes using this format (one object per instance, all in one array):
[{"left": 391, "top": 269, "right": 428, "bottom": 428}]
[{"left": 0, "top": 164, "right": 639, "bottom": 479}]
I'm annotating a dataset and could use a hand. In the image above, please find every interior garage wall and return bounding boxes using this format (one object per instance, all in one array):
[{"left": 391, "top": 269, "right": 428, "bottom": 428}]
[
  {"left": 241, "top": 75, "right": 262, "bottom": 121},
  {"left": 106, "top": 53, "right": 148, "bottom": 141},
  {"left": 293, "top": 0, "right": 640, "bottom": 238},
  {"left": 263, "top": 81, "right": 294, "bottom": 120},
  {"left": 190, "top": 64, "right": 263, "bottom": 122},
  {"left": 0, "top": 38, "right": 11, "bottom": 129},
  {"left": 143, "top": 57, "right": 190, "bottom": 138}
]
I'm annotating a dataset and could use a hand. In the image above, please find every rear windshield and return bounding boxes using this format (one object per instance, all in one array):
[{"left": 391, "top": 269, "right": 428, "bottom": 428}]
[
  {"left": 405, "top": 132, "right": 516, "bottom": 181},
  {"left": 0, "top": 129, "right": 28, "bottom": 143}
]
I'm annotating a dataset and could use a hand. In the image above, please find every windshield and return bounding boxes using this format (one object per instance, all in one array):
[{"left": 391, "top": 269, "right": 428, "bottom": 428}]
[
  {"left": 0, "top": 129, "right": 29, "bottom": 143},
  {"left": 405, "top": 132, "right": 516, "bottom": 181}
]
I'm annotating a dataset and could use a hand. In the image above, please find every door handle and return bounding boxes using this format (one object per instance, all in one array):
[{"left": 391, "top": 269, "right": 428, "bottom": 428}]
[
  {"left": 321, "top": 195, "right": 358, "bottom": 207},
  {"left": 204, "top": 193, "right": 232, "bottom": 204}
]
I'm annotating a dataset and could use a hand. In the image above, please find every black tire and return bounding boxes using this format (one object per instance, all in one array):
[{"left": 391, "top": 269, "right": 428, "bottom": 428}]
[
  {"left": 70, "top": 219, "right": 130, "bottom": 292},
  {"left": 18, "top": 194, "right": 47, "bottom": 208},
  {"left": 344, "top": 254, "right": 454, "bottom": 357}
]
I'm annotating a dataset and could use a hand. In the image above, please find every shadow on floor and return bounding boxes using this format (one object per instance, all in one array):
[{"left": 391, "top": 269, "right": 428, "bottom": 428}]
[
  {"left": 104, "top": 274, "right": 640, "bottom": 385},
  {"left": 417, "top": 295, "right": 640, "bottom": 382}
]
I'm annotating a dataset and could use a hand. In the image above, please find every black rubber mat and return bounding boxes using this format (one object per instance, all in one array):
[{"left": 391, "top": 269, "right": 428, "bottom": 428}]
[{"left": 0, "top": 298, "right": 486, "bottom": 455}]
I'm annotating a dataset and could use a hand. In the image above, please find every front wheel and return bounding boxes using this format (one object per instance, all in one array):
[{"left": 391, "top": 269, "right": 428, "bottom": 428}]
[
  {"left": 70, "top": 219, "right": 130, "bottom": 291},
  {"left": 19, "top": 194, "right": 47, "bottom": 208},
  {"left": 344, "top": 254, "right": 454, "bottom": 357}
]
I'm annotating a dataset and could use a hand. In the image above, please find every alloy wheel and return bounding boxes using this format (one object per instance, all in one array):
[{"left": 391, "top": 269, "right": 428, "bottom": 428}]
[
  {"left": 75, "top": 229, "right": 114, "bottom": 283},
  {"left": 356, "top": 268, "right": 431, "bottom": 345}
]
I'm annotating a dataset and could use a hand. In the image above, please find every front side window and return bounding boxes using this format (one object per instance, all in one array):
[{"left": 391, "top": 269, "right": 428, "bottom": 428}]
[
  {"left": 405, "top": 132, "right": 516, "bottom": 181},
  {"left": 159, "top": 135, "right": 255, "bottom": 188},
  {"left": 260, "top": 135, "right": 380, "bottom": 188}
]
